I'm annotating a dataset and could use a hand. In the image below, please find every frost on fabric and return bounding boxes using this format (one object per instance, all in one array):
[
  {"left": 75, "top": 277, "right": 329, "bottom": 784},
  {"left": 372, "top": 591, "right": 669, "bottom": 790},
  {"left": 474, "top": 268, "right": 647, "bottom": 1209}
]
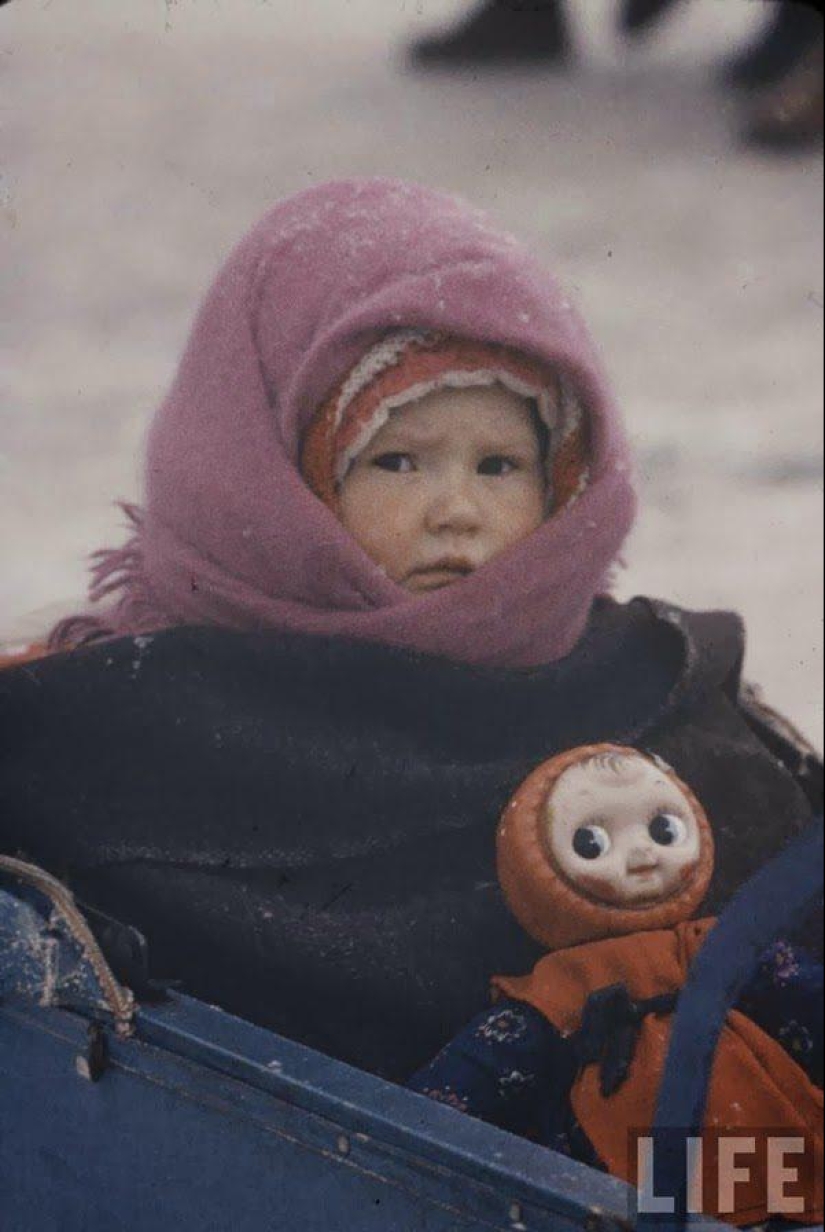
[
  {"left": 130, "top": 633, "right": 154, "bottom": 676},
  {"left": 343, "top": 232, "right": 377, "bottom": 257},
  {"left": 1, "top": 887, "right": 115, "bottom": 1017}
]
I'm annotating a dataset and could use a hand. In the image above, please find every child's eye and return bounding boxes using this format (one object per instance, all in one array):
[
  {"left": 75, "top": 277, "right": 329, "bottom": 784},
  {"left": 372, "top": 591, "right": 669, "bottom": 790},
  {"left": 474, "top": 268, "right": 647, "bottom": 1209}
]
[
  {"left": 477, "top": 455, "right": 518, "bottom": 477},
  {"left": 371, "top": 453, "right": 415, "bottom": 473}
]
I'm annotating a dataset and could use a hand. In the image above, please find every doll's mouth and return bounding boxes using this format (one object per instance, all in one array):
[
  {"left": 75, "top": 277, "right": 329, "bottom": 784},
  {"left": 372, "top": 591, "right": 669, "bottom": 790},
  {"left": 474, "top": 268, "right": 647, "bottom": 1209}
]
[{"left": 626, "top": 864, "right": 660, "bottom": 881}]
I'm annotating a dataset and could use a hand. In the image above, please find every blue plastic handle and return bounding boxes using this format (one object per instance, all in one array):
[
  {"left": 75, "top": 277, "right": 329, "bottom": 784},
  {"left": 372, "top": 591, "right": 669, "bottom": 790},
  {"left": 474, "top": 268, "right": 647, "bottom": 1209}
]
[{"left": 639, "top": 816, "right": 824, "bottom": 1231}]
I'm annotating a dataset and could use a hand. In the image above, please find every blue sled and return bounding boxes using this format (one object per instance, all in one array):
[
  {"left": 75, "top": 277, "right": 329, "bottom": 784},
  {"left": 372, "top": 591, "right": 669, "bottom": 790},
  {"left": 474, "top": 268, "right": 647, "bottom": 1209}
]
[{"left": 1, "top": 825, "right": 821, "bottom": 1232}]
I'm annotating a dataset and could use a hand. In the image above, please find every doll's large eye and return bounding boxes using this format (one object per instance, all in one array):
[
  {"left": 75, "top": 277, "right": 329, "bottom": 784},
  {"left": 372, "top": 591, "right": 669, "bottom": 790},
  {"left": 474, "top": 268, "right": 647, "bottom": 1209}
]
[
  {"left": 572, "top": 825, "right": 611, "bottom": 860},
  {"left": 649, "top": 813, "right": 688, "bottom": 847}
]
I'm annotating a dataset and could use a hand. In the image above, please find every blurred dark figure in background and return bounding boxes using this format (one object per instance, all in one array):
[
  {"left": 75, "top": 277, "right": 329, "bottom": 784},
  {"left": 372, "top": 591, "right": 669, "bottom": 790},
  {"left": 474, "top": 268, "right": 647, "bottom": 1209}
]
[
  {"left": 623, "top": 0, "right": 821, "bottom": 88},
  {"left": 742, "top": 31, "right": 823, "bottom": 150},
  {"left": 409, "top": 0, "right": 572, "bottom": 68},
  {"left": 622, "top": 0, "right": 823, "bottom": 150},
  {"left": 408, "top": 0, "right": 823, "bottom": 149}
]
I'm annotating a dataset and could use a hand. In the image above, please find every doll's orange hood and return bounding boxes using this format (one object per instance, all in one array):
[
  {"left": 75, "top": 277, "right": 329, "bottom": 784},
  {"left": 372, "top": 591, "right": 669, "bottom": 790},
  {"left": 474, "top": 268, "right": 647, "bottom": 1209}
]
[{"left": 496, "top": 743, "right": 714, "bottom": 950}]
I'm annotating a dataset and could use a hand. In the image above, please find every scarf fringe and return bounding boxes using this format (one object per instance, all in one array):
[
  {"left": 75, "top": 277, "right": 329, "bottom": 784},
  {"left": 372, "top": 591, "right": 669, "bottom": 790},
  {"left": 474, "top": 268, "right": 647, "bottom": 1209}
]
[
  {"left": 44, "top": 510, "right": 630, "bottom": 654},
  {"left": 47, "top": 503, "right": 163, "bottom": 651}
]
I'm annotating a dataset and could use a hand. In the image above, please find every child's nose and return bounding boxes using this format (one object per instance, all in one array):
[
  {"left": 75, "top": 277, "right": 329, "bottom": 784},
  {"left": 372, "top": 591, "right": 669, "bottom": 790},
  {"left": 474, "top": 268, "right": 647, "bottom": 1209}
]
[{"left": 424, "top": 478, "right": 483, "bottom": 534}]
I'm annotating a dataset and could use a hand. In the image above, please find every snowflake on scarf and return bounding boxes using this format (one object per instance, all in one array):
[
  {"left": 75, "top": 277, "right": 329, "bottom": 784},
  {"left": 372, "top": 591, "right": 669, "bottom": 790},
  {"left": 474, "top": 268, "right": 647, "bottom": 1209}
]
[
  {"left": 770, "top": 941, "right": 801, "bottom": 986},
  {"left": 498, "top": 1069, "right": 536, "bottom": 1100},
  {"left": 778, "top": 1019, "right": 813, "bottom": 1060},
  {"left": 476, "top": 1007, "right": 530, "bottom": 1044}
]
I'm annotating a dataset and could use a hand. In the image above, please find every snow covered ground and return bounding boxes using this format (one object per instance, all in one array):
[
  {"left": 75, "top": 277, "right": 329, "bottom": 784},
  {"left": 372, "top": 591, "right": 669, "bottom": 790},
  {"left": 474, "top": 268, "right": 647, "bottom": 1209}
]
[{"left": 1, "top": 0, "right": 822, "bottom": 742}]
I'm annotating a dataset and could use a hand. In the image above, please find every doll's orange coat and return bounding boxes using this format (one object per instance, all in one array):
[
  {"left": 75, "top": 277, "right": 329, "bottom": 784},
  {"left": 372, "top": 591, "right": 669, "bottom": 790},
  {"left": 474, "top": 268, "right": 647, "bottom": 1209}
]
[{"left": 493, "top": 919, "right": 823, "bottom": 1225}]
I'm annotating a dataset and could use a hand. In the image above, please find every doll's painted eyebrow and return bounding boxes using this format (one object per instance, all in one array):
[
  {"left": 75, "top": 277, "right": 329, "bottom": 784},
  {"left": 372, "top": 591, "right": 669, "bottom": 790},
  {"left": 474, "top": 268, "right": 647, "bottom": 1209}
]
[
  {"left": 647, "top": 803, "right": 690, "bottom": 821},
  {"left": 580, "top": 753, "right": 646, "bottom": 785}
]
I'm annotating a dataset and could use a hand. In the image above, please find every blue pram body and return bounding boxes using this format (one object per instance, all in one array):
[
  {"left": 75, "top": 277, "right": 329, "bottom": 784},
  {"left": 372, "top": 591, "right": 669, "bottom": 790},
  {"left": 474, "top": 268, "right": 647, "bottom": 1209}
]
[{"left": 1, "top": 821, "right": 821, "bottom": 1232}]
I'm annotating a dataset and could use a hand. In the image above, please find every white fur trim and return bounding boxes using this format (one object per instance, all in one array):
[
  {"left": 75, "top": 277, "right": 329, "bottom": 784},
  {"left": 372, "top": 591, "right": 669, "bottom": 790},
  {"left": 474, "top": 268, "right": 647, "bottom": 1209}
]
[
  {"left": 562, "top": 466, "right": 590, "bottom": 509},
  {"left": 335, "top": 367, "right": 554, "bottom": 483},
  {"left": 557, "top": 373, "right": 583, "bottom": 441},
  {"left": 333, "top": 330, "right": 432, "bottom": 431},
  {"left": 333, "top": 331, "right": 588, "bottom": 510}
]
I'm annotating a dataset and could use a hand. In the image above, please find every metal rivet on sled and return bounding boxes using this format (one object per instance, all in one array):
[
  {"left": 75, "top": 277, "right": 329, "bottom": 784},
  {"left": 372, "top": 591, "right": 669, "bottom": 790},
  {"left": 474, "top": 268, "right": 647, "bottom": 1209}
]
[
  {"left": 75, "top": 1022, "right": 108, "bottom": 1082},
  {"left": 509, "top": 1201, "right": 526, "bottom": 1229}
]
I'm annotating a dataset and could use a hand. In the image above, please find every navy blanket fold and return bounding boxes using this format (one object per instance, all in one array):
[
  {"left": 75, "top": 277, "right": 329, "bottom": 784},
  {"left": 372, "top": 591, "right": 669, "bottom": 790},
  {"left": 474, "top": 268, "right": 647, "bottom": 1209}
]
[{"left": 0, "top": 597, "right": 816, "bottom": 1080}]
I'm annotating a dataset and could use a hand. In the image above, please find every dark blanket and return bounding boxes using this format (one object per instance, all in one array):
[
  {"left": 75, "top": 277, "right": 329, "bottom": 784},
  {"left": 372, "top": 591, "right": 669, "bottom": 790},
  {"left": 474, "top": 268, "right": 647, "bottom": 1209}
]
[{"left": 0, "top": 596, "right": 819, "bottom": 1080}]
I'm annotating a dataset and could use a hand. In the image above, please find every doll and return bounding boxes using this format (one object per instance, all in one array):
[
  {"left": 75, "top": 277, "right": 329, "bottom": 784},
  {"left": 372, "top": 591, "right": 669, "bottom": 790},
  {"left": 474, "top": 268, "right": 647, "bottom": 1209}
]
[{"left": 410, "top": 743, "right": 823, "bottom": 1225}]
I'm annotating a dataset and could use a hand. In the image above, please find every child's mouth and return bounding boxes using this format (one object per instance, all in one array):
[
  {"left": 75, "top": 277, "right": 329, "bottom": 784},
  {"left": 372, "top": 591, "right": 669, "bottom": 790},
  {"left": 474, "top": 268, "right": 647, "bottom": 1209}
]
[{"left": 406, "top": 560, "right": 475, "bottom": 589}]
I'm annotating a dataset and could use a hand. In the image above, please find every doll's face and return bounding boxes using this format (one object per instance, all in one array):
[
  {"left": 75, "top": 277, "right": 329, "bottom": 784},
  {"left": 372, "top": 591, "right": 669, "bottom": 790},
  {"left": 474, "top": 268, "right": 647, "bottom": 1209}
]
[
  {"left": 338, "top": 385, "right": 547, "bottom": 592},
  {"left": 546, "top": 754, "right": 702, "bottom": 907}
]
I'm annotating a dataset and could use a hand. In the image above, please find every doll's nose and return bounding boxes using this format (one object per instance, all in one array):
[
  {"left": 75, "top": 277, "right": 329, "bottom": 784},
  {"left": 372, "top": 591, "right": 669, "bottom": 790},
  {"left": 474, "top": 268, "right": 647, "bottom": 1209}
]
[{"left": 626, "top": 845, "right": 660, "bottom": 873}]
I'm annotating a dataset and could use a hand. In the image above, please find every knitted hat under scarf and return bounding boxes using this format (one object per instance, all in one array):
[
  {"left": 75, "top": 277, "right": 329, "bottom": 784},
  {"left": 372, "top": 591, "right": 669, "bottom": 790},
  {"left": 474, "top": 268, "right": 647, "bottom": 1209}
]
[
  {"left": 301, "top": 332, "right": 588, "bottom": 514},
  {"left": 50, "top": 178, "right": 636, "bottom": 669}
]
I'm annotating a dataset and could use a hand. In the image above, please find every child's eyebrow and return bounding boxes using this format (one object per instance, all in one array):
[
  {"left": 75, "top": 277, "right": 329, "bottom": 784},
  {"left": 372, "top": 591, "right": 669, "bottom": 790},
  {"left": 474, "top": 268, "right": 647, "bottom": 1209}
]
[
  {"left": 366, "top": 430, "right": 438, "bottom": 450},
  {"left": 370, "top": 427, "right": 538, "bottom": 452},
  {"left": 367, "top": 424, "right": 449, "bottom": 450}
]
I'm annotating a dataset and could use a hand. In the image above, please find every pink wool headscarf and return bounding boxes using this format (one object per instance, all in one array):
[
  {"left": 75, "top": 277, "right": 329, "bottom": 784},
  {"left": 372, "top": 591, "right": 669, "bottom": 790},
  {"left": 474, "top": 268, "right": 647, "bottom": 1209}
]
[{"left": 52, "top": 178, "right": 636, "bottom": 668}]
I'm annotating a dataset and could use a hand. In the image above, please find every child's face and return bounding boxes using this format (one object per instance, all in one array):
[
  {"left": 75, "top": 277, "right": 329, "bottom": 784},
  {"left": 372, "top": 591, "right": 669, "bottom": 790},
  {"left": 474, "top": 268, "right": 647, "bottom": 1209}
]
[
  {"left": 338, "top": 385, "right": 547, "bottom": 592},
  {"left": 546, "top": 755, "right": 701, "bottom": 907}
]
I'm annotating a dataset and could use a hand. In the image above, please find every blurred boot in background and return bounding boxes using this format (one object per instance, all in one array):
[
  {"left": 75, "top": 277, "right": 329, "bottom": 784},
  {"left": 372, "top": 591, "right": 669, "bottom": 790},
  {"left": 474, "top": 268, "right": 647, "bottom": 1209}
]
[
  {"left": 743, "top": 30, "right": 823, "bottom": 150},
  {"left": 407, "top": 0, "right": 571, "bottom": 69},
  {"left": 721, "top": 1, "right": 823, "bottom": 90},
  {"left": 618, "top": 0, "right": 821, "bottom": 94},
  {"left": 618, "top": 0, "right": 684, "bottom": 36}
]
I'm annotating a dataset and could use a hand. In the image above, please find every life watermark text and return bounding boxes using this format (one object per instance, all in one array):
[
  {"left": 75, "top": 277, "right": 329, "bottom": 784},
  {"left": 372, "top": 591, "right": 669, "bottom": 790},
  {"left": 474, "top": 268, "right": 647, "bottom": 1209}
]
[{"left": 629, "top": 1128, "right": 819, "bottom": 1221}]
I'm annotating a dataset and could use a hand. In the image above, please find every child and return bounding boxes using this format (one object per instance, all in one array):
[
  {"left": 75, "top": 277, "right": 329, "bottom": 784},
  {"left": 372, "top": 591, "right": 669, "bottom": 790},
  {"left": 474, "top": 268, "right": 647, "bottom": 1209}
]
[
  {"left": 408, "top": 745, "right": 823, "bottom": 1224},
  {"left": 0, "top": 178, "right": 819, "bottom": 1081}
]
